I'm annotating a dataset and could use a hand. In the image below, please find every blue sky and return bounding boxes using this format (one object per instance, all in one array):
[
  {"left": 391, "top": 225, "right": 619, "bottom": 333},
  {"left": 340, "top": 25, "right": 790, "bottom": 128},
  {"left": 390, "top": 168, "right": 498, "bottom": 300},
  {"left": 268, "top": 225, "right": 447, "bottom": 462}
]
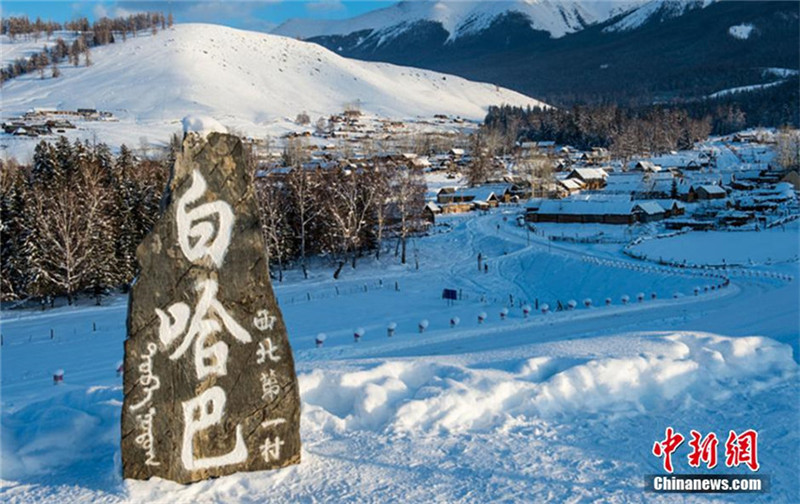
[{"left": 2, "top": 1, "right": 395, "bottom": 32}]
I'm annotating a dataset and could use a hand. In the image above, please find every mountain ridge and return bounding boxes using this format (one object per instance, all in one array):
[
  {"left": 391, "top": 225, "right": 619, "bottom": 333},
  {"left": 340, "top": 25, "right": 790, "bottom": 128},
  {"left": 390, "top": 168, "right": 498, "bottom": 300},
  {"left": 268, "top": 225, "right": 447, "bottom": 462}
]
[{"left": 274, "top": 1, "right": 798, "bottom": 107}]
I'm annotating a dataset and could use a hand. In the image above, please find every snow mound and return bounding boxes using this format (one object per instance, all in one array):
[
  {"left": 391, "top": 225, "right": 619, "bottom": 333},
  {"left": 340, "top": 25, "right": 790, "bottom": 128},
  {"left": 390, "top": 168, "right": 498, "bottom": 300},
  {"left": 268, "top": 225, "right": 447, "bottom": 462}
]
[
  {"left": 181, "top": 115, "right": 227, "bottom": 137},
  {"left": 1, "top": 386, "right": 121, "bottom": 482},
  {"left": 301, "top": 332, "right": 796, "bottom": 434}
]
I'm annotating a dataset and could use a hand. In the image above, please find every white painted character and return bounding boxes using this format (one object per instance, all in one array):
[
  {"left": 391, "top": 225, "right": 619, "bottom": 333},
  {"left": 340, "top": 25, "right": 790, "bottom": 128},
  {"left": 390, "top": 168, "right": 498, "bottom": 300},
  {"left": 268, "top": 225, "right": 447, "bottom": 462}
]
[
  {"left": 181, "top": 386, "right": 247, "bottom": 471},
  {"left": 156, "top": 279, "right": 252, "bottom": 379},
  {"left": 260, "top": 369, "right": 281, "bottom": 402},
  {"left": 176, "top": 169, "right": 235, "bottom": 268},
  {"left": 253, "top": 309, "right": 277, "bottom": 332},
  {"left": 261, "top": 435, "right": 284, "bottom": 463},
  {"left": 256, "top": 337, "right": 280, "bottom": 364}
]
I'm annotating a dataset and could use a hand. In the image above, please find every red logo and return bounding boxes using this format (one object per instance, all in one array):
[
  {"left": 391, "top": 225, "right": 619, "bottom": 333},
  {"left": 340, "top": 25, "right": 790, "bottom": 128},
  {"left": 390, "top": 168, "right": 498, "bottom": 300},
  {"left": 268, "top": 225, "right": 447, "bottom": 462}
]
[
  {"left": 652, "top": 427, "right": 685, "bottom": 473},
  {"left": 653, "top": 427, "right": 759, "bottom": 473},
  {"left": 725, "top": 429, "right": 759, "bottom": 472},
  {"left": 688, "top": 430, "right": 719, "bottom": 469}
]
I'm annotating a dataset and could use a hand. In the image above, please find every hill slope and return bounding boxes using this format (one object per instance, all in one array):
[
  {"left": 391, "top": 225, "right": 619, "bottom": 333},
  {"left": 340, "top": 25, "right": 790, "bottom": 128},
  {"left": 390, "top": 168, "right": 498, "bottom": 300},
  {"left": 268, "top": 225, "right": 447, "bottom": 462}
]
[{"left": 0, "top": 23, "right": 546, "bottom": 153}]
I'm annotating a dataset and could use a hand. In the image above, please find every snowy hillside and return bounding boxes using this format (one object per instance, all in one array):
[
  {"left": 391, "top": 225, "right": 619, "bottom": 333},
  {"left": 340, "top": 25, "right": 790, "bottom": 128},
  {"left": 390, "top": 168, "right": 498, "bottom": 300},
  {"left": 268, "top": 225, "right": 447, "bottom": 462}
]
[
  {"left": 0, "top": 23, "right": 545, "bottom": 155},
  {"left": 273, "top": 0, "right": 646, "bottom": 41}
]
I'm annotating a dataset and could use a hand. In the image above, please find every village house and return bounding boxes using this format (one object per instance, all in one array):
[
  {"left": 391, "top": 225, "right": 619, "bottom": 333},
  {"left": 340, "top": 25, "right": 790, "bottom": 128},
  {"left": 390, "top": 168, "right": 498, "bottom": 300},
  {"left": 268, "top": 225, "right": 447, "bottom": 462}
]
[
  {"left": 664, "top": 219, "right": 717, "bottom": 231},
  {"left": 566, "top": 167, "right": 608, "bottom": 190},
  {"left": 580, "top": 147, "right": 611, "bottom": 165},
  {"left": 436, "top": 184, "right": 512, "bottom": 210},
  {"left": 650, "top": 199, "right": 686, "bottom": 218},
  {"left": 717, "top": 210, "right": 754, "bottom": 227},
  {"left": 632, "top": 160, "right": 662, "bottom": 173},
  {"left": 557, "top": 178, "right": 585, "bottom": 197},
  {"left": 422, "top": 202, "right": 441, "bottom": 223},
  {"left": 525, "top": 198, "right": 668, "bottom": 225},
  {"left": 692, "top": 184, "right": 728, "bottom": 201}
]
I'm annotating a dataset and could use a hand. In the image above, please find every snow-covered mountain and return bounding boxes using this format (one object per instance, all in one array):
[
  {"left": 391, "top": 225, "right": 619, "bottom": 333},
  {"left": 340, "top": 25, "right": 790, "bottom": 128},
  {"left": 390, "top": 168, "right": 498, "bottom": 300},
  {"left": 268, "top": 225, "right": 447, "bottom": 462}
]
[
  {"left": 602, "top": 0, "right": 714, "bottom": 32},
  {"left": 0, "top": 23, "right": 545, "bottom": 154},
  {"left": 278, "top": 1, "right": 798, "bottom": 108},
  {"left": 274, "top": 0, "right": 647, "bottom": 41}
]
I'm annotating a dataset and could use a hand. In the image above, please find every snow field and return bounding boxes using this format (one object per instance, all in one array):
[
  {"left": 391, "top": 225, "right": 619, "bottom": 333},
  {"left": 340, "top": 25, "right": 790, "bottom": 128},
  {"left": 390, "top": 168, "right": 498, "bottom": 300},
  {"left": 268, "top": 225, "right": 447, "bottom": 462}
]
[
  {"left": 1, "top": 209, "right": 798, "bottom": 502},
  {"left": 630, "top": 221, "right": 800, "bottom": 267}
]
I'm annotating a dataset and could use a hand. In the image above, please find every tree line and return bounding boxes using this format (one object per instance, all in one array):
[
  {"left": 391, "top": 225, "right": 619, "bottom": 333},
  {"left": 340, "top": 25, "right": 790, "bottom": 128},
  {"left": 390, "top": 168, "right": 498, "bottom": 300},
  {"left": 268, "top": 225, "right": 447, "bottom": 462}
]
[
  {"left": 255, "top": 139, "right": 428, "bottom": 281},
  {"left": 0, "top": 135, "right": 430, "bottom": 304},
  {"left": 1, "top": 12, "right": 173, "bottom": 84},
  {"left": 484, "top": 104, "right": 714, "bottom": 159},
  {"left": 1, "top": 138, "right": 168, "bottom": 304},
  {"left": 484, "top": 83, "right": 799, "bottom": 159}
]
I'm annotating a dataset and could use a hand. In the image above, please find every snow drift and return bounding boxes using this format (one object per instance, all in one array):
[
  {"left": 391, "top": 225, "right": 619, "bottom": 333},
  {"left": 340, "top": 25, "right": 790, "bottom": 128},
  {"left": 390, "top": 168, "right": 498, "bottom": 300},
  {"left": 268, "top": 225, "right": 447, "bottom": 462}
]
[{"left": 300, "top": 332, "right": 796, "bottom": 434}]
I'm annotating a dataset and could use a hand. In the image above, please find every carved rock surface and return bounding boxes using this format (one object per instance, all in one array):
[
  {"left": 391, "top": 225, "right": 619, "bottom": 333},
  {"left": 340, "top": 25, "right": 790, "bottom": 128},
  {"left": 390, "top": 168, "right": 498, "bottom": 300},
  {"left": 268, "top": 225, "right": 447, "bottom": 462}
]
[{"left": 122, "top": 133, "right": 300, "bottom": 483}]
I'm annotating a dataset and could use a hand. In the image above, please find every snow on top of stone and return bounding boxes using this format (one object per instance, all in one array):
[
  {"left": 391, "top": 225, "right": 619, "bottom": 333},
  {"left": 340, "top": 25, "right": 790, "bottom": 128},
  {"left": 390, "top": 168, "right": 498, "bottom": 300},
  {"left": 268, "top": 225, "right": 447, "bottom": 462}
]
[{"left": 181, "top": 115, "right": 227, "bottom": 137}]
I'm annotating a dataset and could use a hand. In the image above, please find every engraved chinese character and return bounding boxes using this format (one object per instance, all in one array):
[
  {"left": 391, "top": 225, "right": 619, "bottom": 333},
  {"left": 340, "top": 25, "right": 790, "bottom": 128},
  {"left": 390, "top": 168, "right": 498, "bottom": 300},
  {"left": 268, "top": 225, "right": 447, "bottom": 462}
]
[
  {"left": 181, "top": 387, "right": 247, "bottom": 470},
  {"left": 176, "top": 169, "right": 235, "bottom": 268},
  {"left": 260, "top": 370, "right": 281, "bottom": 402},
  {"left": 253, "top": 309, "right": 277, "bottom": 332},
  {"left": 256, "top": 337, "right": 280, "bottom": 364},
  {"left": 156, "top": 279, "right": 252, "bottom": 379},
  {"left": 261, "top": 435, "right": 284, "bottom": 462}
]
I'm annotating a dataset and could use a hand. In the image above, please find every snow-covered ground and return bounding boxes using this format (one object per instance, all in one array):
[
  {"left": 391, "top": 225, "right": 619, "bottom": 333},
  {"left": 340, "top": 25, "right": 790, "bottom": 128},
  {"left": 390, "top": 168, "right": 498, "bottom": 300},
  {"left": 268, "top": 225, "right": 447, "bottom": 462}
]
[
  {"left": 0, "top": 32, "right": 81, "bottom": 67},
  {"left": 0, "top": 23, "right": 545, "bottom": 161},
  {"left": 631, "top": 221, "right": 800, "bottom": 266},
  {"left": 2, "top": 207, "right": 798, "bottom": 503}
]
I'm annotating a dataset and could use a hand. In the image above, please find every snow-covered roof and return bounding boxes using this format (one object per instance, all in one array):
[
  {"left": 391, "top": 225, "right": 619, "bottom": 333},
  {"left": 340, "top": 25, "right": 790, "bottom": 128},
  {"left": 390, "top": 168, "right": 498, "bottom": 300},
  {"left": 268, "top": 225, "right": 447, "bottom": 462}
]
[
  {"left": 568, "top": 168, "right": 608, "bottom": 181},
  {"left": 633, "top": 202, "right": 666, "bottom": 215},
  {"left": 456, "top": 184, "right": 509, "bottom": 202},
  {"left": 425, "top": 201, "right": 442, "bottom": 213},
  {"left": 695, "top": 185, "right": 726, "bottom": 195},
  {"left": 650, "top": 199, "right": 686, "bottom": 210},
  {"left": 536, "top": 199, "right": 637, "bottom": 216},
  {"left": 558, "top": 179, "right": 584, "bottom": 191},
  {"left": 634, "top": 161, "right": 662, "bottom": 172}
]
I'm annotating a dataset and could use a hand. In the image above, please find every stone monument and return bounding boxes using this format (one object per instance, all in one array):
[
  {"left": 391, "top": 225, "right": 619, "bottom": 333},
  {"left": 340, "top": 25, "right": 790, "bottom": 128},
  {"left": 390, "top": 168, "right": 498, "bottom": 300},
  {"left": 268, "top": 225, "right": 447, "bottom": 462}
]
[{"left": 121, "top": 132, "right": 301, "bottom": 483}]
